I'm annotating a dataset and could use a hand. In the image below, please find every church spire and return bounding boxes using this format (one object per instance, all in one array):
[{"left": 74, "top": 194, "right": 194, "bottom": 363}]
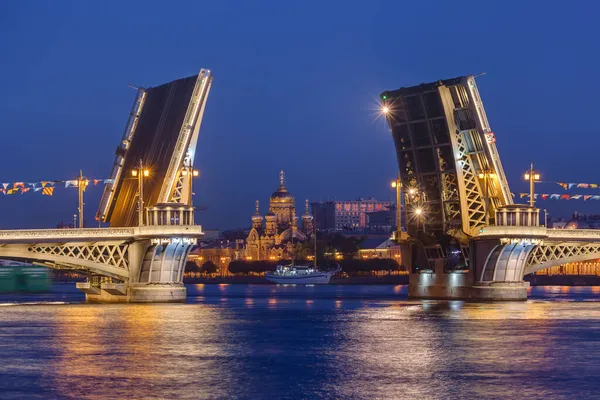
[{"left": 252, "top": 199, "right": 263, "bottom": 228}]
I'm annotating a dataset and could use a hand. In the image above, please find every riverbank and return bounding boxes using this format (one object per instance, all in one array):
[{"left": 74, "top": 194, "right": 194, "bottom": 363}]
[
  {"left": 184, "top": 275, "right": 410, "bottom": 285},
  {"left": 184, "top": 275, "right": 600, "bottom": 286}
]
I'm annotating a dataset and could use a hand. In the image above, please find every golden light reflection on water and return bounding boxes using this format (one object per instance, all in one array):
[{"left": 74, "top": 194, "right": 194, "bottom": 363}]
[{"left": 47, "top": 304, "right": 231, "bottom": 400}]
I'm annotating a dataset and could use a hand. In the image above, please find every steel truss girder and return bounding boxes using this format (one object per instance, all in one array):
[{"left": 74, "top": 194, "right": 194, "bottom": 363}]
[
  {"left": 525, "top": 243, "right": 600, "bottom": 274},
  {"left": 28, "top": 242, "right": 129, "bottom": 271}
]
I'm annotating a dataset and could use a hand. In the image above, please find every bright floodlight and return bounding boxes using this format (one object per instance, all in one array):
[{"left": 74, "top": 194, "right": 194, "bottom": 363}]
[
  {"left": 382, "top": 105, "right": 390, "bottom": 114},
  {"left": 409, "top": 188, "right": 416, "bottom": 195},
  {"left": 415, "top": 208, "right": 423, "bottom": 215},
  {"left": 143, "top": 170, "right": 150, "bottom": 177},
  {"left": 391, "top": 181, "right": 397, "bottom": 188}
]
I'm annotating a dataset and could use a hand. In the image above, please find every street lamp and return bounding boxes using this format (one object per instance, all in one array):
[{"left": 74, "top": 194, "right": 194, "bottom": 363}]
[
  {"left": 404, "top": 186, "right": 427, "bottom": 233},
  {"left": 523, "top": 163, "right": 540, "bottom": 208},
  {"left": 390, "top": 174, "right": 401, "bottom": 241},
  {"left": 181, "top": 163, "right": 199, "bottom": 206},
  {"left": 414, "top": 207, "right": 424, "bottom": 232},
  {"left": 132, "top": 159, "right": 150, "bottom": 226},
  {"left": 478, "top": 169, "right": 496, "bottom": 225}
]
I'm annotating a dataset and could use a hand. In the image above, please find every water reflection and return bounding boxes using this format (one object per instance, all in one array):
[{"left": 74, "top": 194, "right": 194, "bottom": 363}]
[{"left": 2, "top": 285, "right": 600, "bottom": 399}]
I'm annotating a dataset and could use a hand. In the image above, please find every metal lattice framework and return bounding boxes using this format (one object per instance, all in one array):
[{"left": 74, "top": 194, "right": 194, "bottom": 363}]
[
  {"left": 28, "top": 243, "right": 129, "bottom": 271},
  {"left": 170, "top": 174, "right": 185, "bottom": 203},
  {"left": 453, "top": 128, "right": 486, "bottom": 234},
  {"left": 525, "top": 243, "right": 600, "bottom": 274}
]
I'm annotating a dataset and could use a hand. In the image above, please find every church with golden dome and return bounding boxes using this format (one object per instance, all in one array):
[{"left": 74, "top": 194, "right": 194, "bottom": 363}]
[{"left": 246, "top": 171, "right": 314, "bottom": 261}]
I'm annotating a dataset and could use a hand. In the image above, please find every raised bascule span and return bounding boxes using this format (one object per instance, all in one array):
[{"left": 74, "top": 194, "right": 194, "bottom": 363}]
[
  {"left": 0, "top": 69, "right": 213, "bottom": 302},
  {"left": 381, "top": 75, "right": 600, "bottom": 300}
]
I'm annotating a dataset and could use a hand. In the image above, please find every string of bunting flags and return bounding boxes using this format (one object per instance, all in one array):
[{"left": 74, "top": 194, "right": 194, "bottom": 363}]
[
  {"left": 519, "top": 193, "right": 600, "bottom": 201},
  {"left": 555, "top": 182, "right": 600, "bottom": 190},
  {"left": 0, "top": 179, "right": 114, "bottom": 196}
]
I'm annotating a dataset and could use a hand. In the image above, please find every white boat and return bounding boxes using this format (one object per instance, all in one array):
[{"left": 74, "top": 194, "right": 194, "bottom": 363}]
[{"left": 265, "top": 264, "right": 339, "bottom": 284}]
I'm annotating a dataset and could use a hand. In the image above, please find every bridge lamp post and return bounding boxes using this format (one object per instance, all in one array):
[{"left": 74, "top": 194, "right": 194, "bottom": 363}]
[
  {"left": 523, "top": 163, "right": 540, "bottom": 208},
  {"left": 415, "top": 207, "right": 424, "bottom": 233},
  {"left": 478, "top": 169, "right": 496, "bottom": 226},
  {"left": 181, "top": 165, "right": 199, "bottom": 206},
  {"left": 405, "top": 187, "right": 427, "bottom": 234},
  {"left": 132, "top": 159, "right": 150, "bottom": 226},
  {"left": 390, "top": 174, "right": 402, "bottom": 241}
]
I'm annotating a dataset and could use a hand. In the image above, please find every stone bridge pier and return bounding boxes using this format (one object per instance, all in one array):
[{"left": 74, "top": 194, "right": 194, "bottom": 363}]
[
  {"left": 408, "top": 205, "right": 600, "bottom": 300},
  {"left": 0, "top": 204, "right": 202, "bottom": 303}
]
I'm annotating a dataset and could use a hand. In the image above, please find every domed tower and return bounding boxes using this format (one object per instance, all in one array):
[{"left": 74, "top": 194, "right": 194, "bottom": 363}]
[
  {"left": 251, "top": 200, "right": 264, "bottom": 229},
  {"left": 265, "top": 210, "right": 277, "bottom": 235},
  {"left": 302, "top": 199, "right": 314, "bottom": 235},
  {"left": 269, "top": 170, "right": 296, "bottom": 231}
]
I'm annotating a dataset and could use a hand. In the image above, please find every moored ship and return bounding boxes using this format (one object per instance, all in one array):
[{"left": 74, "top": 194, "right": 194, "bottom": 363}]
[{"left": 265, "top": 263, "right": 340, "bottom": 284}]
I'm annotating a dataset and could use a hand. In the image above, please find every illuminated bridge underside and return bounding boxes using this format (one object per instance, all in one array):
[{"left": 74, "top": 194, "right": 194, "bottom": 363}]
[
  {"left": 478, "top": 228, "right": 600, "bottom": 283},
  {"left": 98, "top": 69, "right": 212, "bottom": 227},
  {"left": 382, "top": 76, "right": 512, "bottom": 239},
  {"left": 0, "top": 227, "right": 202, "bottom": 302}
]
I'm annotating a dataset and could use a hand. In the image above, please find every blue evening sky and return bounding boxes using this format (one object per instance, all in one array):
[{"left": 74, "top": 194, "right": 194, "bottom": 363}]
[{"left": 0, "top": 0, "right": 599, "bottom": 229}]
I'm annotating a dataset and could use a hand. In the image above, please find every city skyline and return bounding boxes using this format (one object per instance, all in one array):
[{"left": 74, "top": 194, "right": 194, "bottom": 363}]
[{"left": 2, "top": 1, "right": 600, "bottom": 230}]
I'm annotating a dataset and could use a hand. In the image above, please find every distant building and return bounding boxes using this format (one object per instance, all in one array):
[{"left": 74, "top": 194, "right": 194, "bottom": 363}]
[
  {"left": 189, "top": 240, "right": 243, "bottom": 276},
  {"left": 366, "top": 205, "right": 397, "bottom": 233},
  {"left": 245, "top": 171, "right": 314, "bottom": 261},
  {"left": 357, "top": 238, "right": 402, "bottom": 262},
  {"left": 311, "top": 198, "right": 394, "bottom": 231}
]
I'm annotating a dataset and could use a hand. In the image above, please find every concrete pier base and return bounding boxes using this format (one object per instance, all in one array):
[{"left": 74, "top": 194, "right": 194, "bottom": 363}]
[
  {"left": 82, "top": 283, "right": 186, "bottom": 303},
  {"left": 408, "top": 272, "right": 473, "bottom": 300},
  {"left": 470, "top": 281, "right": 529, "bottom": 301},
  {"left": 129, "top": 283, "right": 186, "bottom": 303},
  {"left": 408, "top": 272, "right": 530, "bottom": 301}
]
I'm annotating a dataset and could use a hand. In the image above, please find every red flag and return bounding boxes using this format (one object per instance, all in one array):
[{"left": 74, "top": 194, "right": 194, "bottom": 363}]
[{"left": 560, "top": 194, "right": 570, "bottom": 200}]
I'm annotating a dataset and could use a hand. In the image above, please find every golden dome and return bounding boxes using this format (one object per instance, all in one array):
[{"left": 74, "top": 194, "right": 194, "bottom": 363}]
[{"left": 270, "top": 170, "right": 294, "bottom": 203}]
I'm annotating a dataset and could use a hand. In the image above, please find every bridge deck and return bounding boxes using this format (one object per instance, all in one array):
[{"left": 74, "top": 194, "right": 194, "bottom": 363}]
[
  {"left": 0, "top": 226, "right": 203, "bottom": 243},
  {"left": 478, "top": 226, "right": 600, "bottom": 242}
]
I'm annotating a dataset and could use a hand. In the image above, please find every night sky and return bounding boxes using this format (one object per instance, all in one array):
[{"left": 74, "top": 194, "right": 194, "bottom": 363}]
[{"left": 1, "top": 1, "right": 599, "bottom": 230}]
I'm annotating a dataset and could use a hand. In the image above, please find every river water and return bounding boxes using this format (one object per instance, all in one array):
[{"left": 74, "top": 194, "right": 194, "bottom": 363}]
[{"left": 1, "top": 284, "right": 600, "bottom": 399}]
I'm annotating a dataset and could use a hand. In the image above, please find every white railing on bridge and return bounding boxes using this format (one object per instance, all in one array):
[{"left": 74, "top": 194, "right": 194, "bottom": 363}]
[
  {"left": 478, "top": 226, "right": 600, "bottom": 242},
  {"left": 0, "top": 225, "right": 203, "bottom": 243}
]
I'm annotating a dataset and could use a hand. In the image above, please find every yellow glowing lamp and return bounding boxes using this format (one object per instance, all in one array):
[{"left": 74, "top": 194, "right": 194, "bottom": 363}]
[
  {"left": 478, "top": 173, "right": 484, "bottom": 179},
  {"left": 534, "top": 173, "right": 540, "bottom": 180},
  {"left": 143, "top": 170, "right": 150, "bottom": 177},
  {"left": 131, "top": 170, "right": 138, "bottom": 177},
  {"left": 391, "top": 181, "right": 397, "bottom": 188},
  {"left": 524, "top": 173, "right": 529, "bottom": 180},
  {"left": 415, "top": 208, "right": 423, "bottom": 215},
  {"left": 408, "top": 188, "right": 416, "bottom": 195},
  {"left": 181, "top": 169, "right": 188, "bottom": 176},
  {"left": 193, "top": 170, "right": 199, "bottom": 177}
]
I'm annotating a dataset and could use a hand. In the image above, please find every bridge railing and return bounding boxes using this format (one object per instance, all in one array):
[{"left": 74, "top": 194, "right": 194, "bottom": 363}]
[
  {"left": 478, "top": 226, "right": 600, "bottom": 241},
  {"left": 0, "top": 225, "right": 203, "bottom": 242}
]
